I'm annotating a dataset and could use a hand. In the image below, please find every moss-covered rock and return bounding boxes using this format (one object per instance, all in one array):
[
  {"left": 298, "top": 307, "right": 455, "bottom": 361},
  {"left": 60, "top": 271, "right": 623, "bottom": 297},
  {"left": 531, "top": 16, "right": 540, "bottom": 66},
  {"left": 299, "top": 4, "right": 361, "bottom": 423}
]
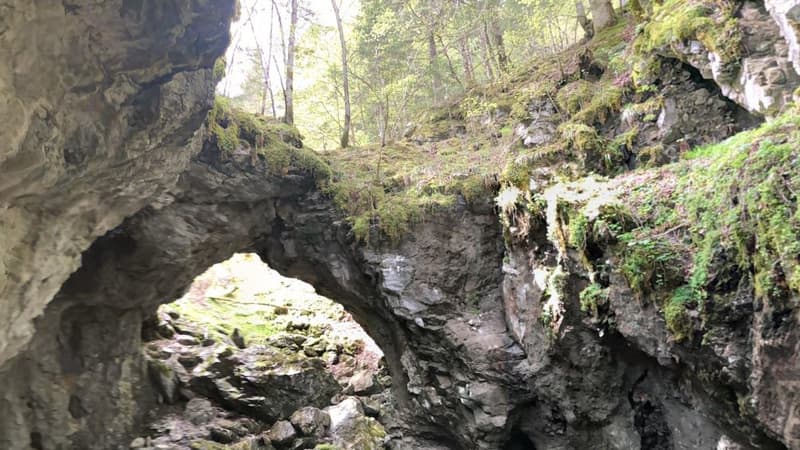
[
  {"left": 207, "top": 97, "right": 331, "bottom": 183},
  {"left": 559, "top": 110, "right": 800, "bottom": 342}
]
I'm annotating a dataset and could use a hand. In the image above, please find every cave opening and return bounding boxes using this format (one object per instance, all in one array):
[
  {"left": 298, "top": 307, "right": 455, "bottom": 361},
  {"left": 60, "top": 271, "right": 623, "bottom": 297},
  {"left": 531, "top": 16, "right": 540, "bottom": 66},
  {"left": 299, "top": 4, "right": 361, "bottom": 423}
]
[{"left": 138, "top": 253, "right": 395, "bottom": 448}]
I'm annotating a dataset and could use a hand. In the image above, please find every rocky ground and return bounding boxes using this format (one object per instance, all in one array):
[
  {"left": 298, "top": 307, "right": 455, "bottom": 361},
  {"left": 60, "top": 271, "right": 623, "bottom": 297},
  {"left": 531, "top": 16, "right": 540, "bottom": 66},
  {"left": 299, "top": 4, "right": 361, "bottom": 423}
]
[{"left": 132, "top": 255, "right": 393, "bottom": 450}]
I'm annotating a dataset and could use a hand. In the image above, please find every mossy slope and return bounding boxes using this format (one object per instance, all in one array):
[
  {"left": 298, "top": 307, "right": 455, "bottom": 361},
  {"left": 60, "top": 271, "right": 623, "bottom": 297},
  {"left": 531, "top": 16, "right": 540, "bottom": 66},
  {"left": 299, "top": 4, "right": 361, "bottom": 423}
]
[{"left": 561, "top": 111, "right": 800, "bottom": 341}]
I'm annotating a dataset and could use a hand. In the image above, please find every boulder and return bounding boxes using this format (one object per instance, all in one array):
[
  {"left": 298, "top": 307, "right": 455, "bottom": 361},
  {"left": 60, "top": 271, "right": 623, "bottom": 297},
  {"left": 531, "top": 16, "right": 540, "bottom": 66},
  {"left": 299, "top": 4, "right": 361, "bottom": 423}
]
[
  {"left": 177, "top": 334, "right": 201, "bottom": 346},
  {"left": 232, "top": 328, "right": 246, "bottom": 349},
  {"left": 345, "top": 370, "right": 379, "bottom": 395},
  {"left": 266, "top": 421, "right": 297, "bottom": 446},
  {"left": 324, "top": 398, "right": 386, "bottom": 450},
  {"left": 290, "top": 407, "right": 331, "bottom": 437},
  {"left": 189, "top": 345, "right": 341, "bottom": 422},
  {"left": 147, "top": 358, "right": 183, "bottom": 405}
]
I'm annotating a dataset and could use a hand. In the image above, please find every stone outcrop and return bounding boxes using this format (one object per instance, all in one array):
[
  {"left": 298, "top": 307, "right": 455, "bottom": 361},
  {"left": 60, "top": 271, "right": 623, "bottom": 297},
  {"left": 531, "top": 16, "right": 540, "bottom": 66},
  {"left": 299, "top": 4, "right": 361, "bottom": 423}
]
[
  {"left": 665, "top": 1, "right": 800, "bottom": 115},
  {"left": 4, "top": 122, "right": 794, "bottom": 449},
  {"left": 0, "top": 0, "right": 237, "bottom": 367},
  {"left": 766, "top": 0, "right": 800, "bottom": 73}
]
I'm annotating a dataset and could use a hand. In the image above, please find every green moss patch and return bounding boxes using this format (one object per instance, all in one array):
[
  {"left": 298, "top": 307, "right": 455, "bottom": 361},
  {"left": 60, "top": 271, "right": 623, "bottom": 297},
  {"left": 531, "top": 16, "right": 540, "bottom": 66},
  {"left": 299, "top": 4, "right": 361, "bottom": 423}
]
[
  {"left": 324, "top": 140, "right": 501, "bottom": 242},
  {"left": 619, "top": 111, "right": 800, "bottom": 339},
  {"left": 580, "top": 283, "right": 610, "bottom": 317},
  {"left": 555, "top": 111, "right": 800, "bottom": 341},
  {"left": 635, "top": 0, "right": 742, "bottom": 66},
  {"left": 208, "top": 97, "right": 332, "bottom": 183}
]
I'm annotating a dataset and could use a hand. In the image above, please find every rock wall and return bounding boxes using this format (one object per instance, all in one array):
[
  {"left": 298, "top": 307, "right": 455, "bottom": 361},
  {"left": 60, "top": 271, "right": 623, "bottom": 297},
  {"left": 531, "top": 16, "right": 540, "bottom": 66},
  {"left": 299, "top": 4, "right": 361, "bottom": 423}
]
[
  {"left": 662, "top": 1, "right": 800, "bottom": 115},
  {"left": 0, "top": 135, "right": 510, "bottom": 449},
  {"left": 0, "top": 0, "right": 237, "bottom": 368},
  {"left": 2, "top": 131, "right": 794, "bottom": 449}
]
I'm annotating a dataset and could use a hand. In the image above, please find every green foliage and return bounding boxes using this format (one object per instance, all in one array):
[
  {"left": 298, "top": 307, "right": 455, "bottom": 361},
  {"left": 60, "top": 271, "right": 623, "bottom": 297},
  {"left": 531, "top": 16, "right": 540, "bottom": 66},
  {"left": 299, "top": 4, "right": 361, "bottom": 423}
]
[
  {"left": 664, "top": 286, "right": 694, "bottom": 341},
  {"left": 324, "top": 116, "right": 510, "bottom": 241},
  {"left": 213, "top": 56, "right": 227, "bottom": 81},
  {"left": 636, "top": 144, "right": 667, "bottom": 168},
  {"left": 573, "top": 82, "right": 626, "bottom": 125},
  {"left": 612, "top": 111, "right": 800, "bottom": 340},
  {"left": 580, "top": 283, "right": 609, "bottom": 316},
  {"left": 618, "top": 235, "right": 684, "bottom": 297},
  {"left": 632, "top": 56, "right": 662, "bottom": 88},
  {"left": 209, "top": 97, "right": 241, "bottom": 153},
  {"left": 558, "top": 122, "right": 603, "bottom": 154},
  {"left": 461, "top": 95, "right": 501, "bottom": 121},
  {"left": 569, "top": 213, "right": 590, "bottom": 250},
  {"left": 556, "top": 80, "right": 595, "bottom": 115}
]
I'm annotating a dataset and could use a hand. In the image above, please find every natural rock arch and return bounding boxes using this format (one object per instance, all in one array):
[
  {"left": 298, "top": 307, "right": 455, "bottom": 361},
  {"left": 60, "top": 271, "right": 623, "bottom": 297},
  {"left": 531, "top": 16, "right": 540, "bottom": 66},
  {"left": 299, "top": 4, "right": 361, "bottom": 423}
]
[{"left": 0, "top": 138, "right": 515, "bottom": 449}]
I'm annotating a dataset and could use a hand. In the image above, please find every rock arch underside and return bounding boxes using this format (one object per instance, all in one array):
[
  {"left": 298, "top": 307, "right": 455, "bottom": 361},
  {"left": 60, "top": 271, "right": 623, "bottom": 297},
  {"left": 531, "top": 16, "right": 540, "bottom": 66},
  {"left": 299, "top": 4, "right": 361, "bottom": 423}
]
[{"left": 1, "top": 1, "right": 799, "bottom": 450}]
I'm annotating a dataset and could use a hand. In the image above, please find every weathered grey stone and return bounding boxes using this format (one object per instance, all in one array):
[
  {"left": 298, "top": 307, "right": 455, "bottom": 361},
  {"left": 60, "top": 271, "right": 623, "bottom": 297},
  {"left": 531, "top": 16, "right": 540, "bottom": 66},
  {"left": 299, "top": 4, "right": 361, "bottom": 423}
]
[
  {"left": 0, "top": 0, "right": 237, "bottom": 368},
  {"left": 147, "top": 357, "right": 183, "bottom": 405},
  {"left": 766, "top": 0, "right": 800, "bottom": 73},
  {"left": 0, "top": 2, "right": 237, "bottom": 448},
  {"left": 325, "top": 397, "right": 386, "bottom": 450},
  {"left": 669, "top": 1, "right": 800, "bottom": 115},
  {"left": 346, "top": 370, "right": 379, "bottom": 395},
  {"left": 0, "top": 3, "right": 797, "bottom": 449},
  {"left": 290, "top": 407, "right": 331, "bottom": 437},
  {"left": 266, "top": 420, "right": 297, "bottom": 446},
  {"left": 188, "top": 344, "right": 340, "bottom": 422}
]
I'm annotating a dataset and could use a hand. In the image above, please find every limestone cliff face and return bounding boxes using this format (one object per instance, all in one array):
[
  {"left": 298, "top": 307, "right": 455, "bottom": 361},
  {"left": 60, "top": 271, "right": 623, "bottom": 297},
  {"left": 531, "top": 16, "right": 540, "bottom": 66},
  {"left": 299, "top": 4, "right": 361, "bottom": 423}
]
[
  {"left": 0, "top": 0, "right": 237, "bottom": 367},
  {"left": 1, "top": 2, "right": 800, "bottom": 450}
]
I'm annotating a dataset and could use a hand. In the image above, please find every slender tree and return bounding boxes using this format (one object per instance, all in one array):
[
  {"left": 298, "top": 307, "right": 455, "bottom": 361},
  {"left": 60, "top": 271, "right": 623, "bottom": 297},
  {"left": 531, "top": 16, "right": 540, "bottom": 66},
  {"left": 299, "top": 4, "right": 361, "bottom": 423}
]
[
  {"left": 266, "top": 0, "right": 277, "bottom": 117},
  {"left": 576, "top": 1, "right": 593, "bottom": 39},
  {"left": 285, "top": 0, "right": 298, "bottom": 125},
  {"left": 331, "top": 0, "right": 351, "bottom": 148}
]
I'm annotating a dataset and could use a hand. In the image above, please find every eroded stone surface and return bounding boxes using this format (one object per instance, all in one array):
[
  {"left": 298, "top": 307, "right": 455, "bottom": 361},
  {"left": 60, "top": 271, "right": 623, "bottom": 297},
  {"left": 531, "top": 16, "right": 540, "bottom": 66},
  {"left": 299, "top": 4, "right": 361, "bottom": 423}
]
[
  {"left": 0, "top": 0, "right": 237, "bottom": 367},
  {"left": 670, "top": 1, "right": 800, "bottom": 115}
]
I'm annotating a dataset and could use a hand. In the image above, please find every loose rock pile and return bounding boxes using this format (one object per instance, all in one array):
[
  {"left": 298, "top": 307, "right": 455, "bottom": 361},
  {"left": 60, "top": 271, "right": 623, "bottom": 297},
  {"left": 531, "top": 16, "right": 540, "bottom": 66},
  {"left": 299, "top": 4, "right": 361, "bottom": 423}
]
[{"left": 133, "top": 310, "right": 392, "bottom": 450}]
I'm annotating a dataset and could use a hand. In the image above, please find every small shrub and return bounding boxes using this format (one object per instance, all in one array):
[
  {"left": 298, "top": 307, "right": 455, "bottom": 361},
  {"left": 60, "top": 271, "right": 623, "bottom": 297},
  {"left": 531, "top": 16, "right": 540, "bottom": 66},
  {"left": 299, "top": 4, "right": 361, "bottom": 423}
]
[{"left": 580, "top": 283, "right": 609, "bottom": 316}]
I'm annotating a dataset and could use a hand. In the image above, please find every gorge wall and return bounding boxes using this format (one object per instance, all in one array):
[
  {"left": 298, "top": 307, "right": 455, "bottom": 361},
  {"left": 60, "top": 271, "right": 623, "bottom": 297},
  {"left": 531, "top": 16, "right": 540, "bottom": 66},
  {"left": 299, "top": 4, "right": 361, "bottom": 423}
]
[{"left": 1, "top": 1, "right": 799, "bottom": 450}]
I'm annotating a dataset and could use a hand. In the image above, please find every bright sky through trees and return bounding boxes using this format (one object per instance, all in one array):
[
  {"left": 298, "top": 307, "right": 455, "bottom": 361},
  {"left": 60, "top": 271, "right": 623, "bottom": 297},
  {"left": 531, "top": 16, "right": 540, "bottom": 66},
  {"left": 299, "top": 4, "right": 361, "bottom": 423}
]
[{"left": 220, "top": 0, "right": 359, "bottom": 98}]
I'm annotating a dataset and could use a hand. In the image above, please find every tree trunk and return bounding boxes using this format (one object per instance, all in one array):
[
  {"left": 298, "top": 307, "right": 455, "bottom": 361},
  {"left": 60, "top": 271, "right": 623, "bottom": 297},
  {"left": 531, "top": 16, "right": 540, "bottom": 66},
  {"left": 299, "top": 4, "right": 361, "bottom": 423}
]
[
  {"left": 590, "top": 0, "right": 616, "bottom": 34},
  {"left": 271, "top": 0, "right": 287, "bottom": 115},
  {"left": 480, "top": 21, "right": 496, "bottom": 81},
  {"left": 331, "top": 0, "right": 351, "bottom": 148},
  {"left": 490, "top": 19, "right": 509, "bottom": 73},
  {"left": 247, "top": 15, "right": 271, "bottom": 116},
  {"left": 266, "top": 0, "right": 277, "bottom": 117},
  {"left": 284, "top": 0, "right": 298, "bottom": 125},
  {"left": 438, "top": 34, "right": 463, "bottom": 88},
  {"left": 576, "top": 1, "right": 593, "bottom": 39},
  {"left": 428, "top": 30, "right": 441, "bottom": 103},
  {"left": 260, "top": 84, "right": 267, "bottom": 115},
  {"left": 458, "top": 36, "right": 475, "bottom": 86}
]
